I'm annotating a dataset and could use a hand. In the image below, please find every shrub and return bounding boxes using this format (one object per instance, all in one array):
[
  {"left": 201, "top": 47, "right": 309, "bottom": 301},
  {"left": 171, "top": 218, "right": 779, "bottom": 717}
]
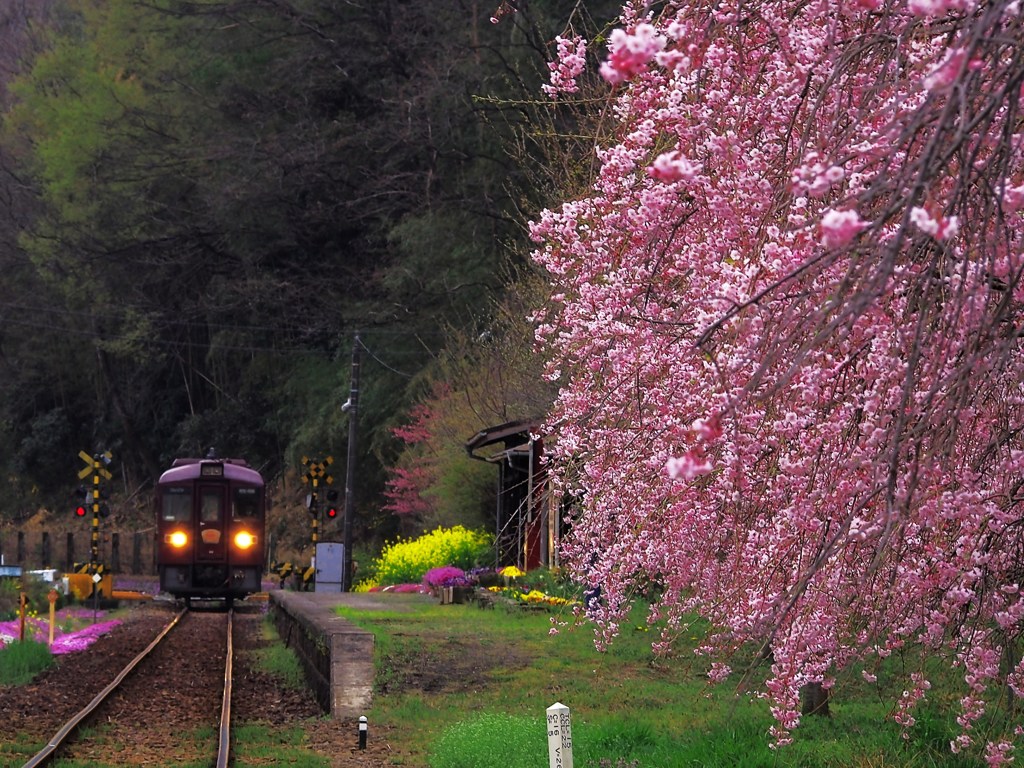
[
  {"left": 0, "top": 639, "right": 54, "bottom": 685},
  {"left": 371, "top": 526, "right": 493, "bottom": 587},
  {"left": 0, "top": 579, "right": 18, "bottom": 621},
  {"left": 520, "top": 567, "right": 580, "bottom": 602}
]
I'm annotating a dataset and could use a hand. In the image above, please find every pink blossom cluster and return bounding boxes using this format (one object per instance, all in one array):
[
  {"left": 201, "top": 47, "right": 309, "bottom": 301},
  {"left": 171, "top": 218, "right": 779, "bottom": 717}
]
[
  {"left": 382, "top": 383, "right": 449, "bottom": 519},
  {"left": 820, "top": 208, "right": 869, "bottom": 249},
  {"left": 543, "top": 35, "right": 587, "bottom": 98},
  {"left": 648, "top": 151, "right": 702, "bottom": 183},
  {"left": 532, "top": 0, "right": 1024, "bottom": 761},
  {"left": 908, "top": 0, "right": 975, "bottom": 16},
  {"left": 599, "top": 23, "right": 666, "bottom": 85},
  {"left": 909, "top": 205, "right": 959, "bottom": 240}
]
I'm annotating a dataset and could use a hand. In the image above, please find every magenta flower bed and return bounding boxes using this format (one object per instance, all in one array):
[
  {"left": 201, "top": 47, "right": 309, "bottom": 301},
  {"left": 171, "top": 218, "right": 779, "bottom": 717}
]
[
  {"left": 49, "top": 620, "right": 122, "bottom": 654},
  {"left": 0, "top": 611, "right": 121, "bottom": 655},
  {"left": 422, "top": 566, "right": 470, "bottom": 588}
]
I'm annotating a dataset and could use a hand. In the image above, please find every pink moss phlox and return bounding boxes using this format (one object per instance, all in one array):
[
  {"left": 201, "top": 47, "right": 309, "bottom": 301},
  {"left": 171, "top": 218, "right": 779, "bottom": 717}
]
[
  {"left": 50, "top": 620, "right": 123, "bottom": 654},
  {"left": 0, "top": 618, "right": 122, "bottom": 654}
]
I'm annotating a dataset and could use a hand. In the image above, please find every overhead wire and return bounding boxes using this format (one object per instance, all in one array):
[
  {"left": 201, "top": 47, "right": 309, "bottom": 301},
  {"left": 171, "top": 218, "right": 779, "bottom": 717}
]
[{"left": 0, "top": 301, "right": 444, "bottom": 359}]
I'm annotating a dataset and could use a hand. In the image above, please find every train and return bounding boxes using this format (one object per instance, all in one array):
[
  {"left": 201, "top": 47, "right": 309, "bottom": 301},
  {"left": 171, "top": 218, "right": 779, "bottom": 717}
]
[{"left": 155, "top": 455, "right": 266, "bottom": 606}]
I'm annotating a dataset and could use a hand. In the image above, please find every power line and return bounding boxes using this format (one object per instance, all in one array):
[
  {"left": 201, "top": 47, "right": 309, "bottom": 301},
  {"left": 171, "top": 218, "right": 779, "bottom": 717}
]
[
  {"left": 0, "top": 307, "right": 445, "bottom": 361},
  {"left": 357, "top": 337, "right": 416, "bottom": 378}
]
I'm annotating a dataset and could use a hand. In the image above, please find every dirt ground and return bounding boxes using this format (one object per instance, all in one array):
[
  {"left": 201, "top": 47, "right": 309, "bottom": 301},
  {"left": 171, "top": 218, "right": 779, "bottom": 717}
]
[{"left": 0, "top": 596, "right": 520, "bottom": 767}]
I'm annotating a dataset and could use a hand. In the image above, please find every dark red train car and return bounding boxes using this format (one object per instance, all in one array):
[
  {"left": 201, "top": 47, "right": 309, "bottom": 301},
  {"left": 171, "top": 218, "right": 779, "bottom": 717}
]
[{"left": 156, "top": 456, "right": 265, "bottom": 606}]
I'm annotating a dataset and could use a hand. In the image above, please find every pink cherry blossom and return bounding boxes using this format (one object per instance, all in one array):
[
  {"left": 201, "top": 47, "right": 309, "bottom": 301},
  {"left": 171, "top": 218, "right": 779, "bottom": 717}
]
[
  {"left": 692, "top": 415, "right": 723, "bottom": 441},
  {"left": 923, "top": 47, "right": 968, "bottom": 93},
  {"left": 648, "top": 150, "right": 702, "bottom": 183},
  {"left": 543, "top": 35, "right": 587, "bottom": 98},
  {"left": 665, "top": 451, "right": 713, "bottom": 481},
  {"left": 820, "top": 208, "right": 869, "bottom": 249},
  {"left": 908, "top": 0, "right": 974, "bottom": 17},
  {"left": 533, "top": 0, "right": 1024, "bottom": 760},
  {"left": 910, "top": 206, "right": 959, "bottom": 240},
  {"left": 599, "top": 23, "right": 666, "bottom": 85}
]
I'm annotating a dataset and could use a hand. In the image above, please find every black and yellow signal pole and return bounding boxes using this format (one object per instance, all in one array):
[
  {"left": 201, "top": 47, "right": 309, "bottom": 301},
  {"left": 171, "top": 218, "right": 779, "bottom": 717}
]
[
  {"left": 301, "top": 456, "right": 333, "bottom": 587},
  {"left": 77, "top": 450, "right": 112, "bottom": 575}
]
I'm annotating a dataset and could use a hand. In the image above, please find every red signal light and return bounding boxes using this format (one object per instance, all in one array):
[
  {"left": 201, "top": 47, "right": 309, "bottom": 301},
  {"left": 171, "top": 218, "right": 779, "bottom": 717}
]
[
  {"left": 326, "top": 506, "right": 338, "bottom": 518},
  {"left": 75, "top": 506, "right": 87, "bottom": 517}
]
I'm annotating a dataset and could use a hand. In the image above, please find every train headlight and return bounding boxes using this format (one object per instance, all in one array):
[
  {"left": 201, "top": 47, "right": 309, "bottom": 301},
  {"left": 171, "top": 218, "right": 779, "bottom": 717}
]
[
  {"left": 233, "top": 531, "right": 256, "bottom": 550},
  {"left": 167, "top": 531, "right": 188, "bottom": 548}
]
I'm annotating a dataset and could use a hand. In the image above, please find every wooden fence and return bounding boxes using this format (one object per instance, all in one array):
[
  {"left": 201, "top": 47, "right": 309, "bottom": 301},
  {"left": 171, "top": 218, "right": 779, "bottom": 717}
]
[{"left": 0, "top": 529, "right": 156, "bottom": 574}]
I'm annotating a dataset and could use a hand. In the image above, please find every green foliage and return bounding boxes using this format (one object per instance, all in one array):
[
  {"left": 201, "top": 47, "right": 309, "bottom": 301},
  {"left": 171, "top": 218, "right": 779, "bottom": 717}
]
[
  {"left": 365, "top": 526, "right": 493, "bottom": 587},
  {"left": 0, "top": 579, "right": 18, "bottom": 621},
  {"left": 0, "top": 575, "right": 62, "bottom": 620},
  {"left": 0, "top": 0, "right": 621, "bottom": 535},
  {"left": 382, "top": 273, "right": 559, "bottom": 536},
  {"left": 0, "top": 639, "right": 53, "bottom": 685},
  {"left": 420, "top": 444, "right": 496, "bottom": 531},
  {"left": 517, "top": 567, "right": 581, "bottom": 602},
  {"left": 425, "top": 711, "right": 669, "bottom": 768}
]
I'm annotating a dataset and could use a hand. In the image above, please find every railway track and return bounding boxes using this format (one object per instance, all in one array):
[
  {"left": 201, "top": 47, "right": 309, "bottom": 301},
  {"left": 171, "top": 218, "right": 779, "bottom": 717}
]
[{"left": 21, "top": 607, "right": 236, "bottom": 768}]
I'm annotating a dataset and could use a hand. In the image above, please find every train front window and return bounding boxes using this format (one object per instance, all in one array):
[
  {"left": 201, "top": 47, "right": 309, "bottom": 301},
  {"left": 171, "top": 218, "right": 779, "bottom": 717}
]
[
  {"left": 233, "top": 487, "right": 260, "bottom": 518},
  {"left": 162, "top": 488, "right": 192, "bottom": 522},
  {"left": 200, "top": 490, "right": 222, "bottom": 522}
]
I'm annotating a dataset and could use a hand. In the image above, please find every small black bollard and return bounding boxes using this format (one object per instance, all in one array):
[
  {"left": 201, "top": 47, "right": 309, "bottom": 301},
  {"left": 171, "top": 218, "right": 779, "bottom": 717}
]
[{"left": 358, "top": 715, "right": 367, "bottom": 750}]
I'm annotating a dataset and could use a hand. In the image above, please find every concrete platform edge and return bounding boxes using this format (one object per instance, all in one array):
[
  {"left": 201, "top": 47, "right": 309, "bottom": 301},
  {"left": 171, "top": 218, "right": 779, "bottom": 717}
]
[{"left": 269, "top": 590, "right": 375, "bottom": 718}]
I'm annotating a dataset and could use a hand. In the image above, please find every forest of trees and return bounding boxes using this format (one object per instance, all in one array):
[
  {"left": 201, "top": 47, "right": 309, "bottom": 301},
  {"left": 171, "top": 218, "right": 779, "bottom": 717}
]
[
  {"left": 7, "top": 0, "right": 1024, "bottom": 759},
  {"left": 0, "top": 0, "right": 617, "bottom": 552}
]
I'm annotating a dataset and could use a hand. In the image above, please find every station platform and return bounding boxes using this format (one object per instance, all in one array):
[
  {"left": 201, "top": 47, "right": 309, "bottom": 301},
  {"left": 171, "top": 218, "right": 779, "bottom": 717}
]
[{"left": 268, "top": 590, "right": 385, "bottom": 718}]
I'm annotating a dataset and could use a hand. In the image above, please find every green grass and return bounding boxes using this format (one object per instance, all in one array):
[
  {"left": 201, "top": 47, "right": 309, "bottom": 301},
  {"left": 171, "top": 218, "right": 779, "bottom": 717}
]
[
  {"left": 0, "top": 638, "right": 54, "bottom": 685},
  {"left": 232, "top": 724, "right": 326, "bottom": 767},
  {"left": 334, "top": 595, "right": 996, "bottom": 768},
  {"left": 252, "top": 616, "right": 307, "bottom": 689}
]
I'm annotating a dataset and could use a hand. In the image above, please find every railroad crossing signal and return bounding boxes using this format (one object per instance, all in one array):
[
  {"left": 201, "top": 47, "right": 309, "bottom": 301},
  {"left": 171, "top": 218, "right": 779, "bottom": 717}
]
[
  {"left": 76, "top": 450, "right": 113, "bottom": 573},
  {"left": 300, "top": 456, "right": 334, "bottom": 488},
  {"left": 78, "top": 450, "right": 112, "bottom": 481},
  {"left": 74, "top": 485, "right": 88, "bottom": 517},
  {"left": 300, "top": 456, "right": 333, "bottom": 555}
]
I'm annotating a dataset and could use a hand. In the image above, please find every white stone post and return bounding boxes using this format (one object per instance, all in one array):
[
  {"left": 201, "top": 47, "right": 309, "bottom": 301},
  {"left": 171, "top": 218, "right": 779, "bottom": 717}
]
[{"left": 546, "top": 702, "right": 574, "bottom": 768}]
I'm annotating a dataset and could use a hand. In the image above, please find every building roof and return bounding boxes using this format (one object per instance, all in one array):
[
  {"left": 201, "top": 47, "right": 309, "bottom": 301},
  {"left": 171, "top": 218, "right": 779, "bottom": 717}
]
[{"left": 465, "top": 419, "right": 543, "bottom": 463}]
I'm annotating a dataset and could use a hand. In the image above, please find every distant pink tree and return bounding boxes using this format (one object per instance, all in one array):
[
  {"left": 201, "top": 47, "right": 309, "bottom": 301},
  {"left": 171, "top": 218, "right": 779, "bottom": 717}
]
[
  {"left": 383, "top": 400, "right": 440, "bottom": 521},
  {"left": 530, "top": 0, "right": 1024, "bottom": 760}
]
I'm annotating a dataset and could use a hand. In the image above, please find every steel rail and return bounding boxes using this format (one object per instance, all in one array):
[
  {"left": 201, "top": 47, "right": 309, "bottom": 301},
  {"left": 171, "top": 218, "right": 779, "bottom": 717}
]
[
  {"left": 22, "top": 608, "right": 188, "bottom": 768},
  {"left": 216, "top": 608, "right": 234, "bottom": 768}
]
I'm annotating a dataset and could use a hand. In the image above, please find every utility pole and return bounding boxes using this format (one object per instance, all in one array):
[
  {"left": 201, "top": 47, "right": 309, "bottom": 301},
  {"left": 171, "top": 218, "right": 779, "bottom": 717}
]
[{"left": 341, "top": 332, "right": 361, "bottom": 591}]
